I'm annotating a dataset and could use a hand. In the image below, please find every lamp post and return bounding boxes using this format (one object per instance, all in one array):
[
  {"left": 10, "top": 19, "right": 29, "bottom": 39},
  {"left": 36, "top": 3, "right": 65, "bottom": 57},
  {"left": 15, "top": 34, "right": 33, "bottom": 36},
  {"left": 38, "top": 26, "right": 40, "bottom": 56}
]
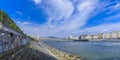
[
  {"left": 0, "top": 9, "right": 3, "bottom": 26},
  {"left": 0, "top": 9, "right": 1, "bottom": 22}
]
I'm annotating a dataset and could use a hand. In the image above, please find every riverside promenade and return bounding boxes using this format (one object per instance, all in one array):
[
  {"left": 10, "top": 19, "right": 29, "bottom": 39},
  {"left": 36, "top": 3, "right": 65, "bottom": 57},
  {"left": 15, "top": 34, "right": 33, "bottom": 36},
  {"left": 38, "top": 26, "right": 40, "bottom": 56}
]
[
  {"left": 0, "top": 41, "right": 58, "bottom": 60},
  {"left": 37, "top": 41, "right": 85, "bottom": 60},
  {"left": 0, "top": 39, "right": 85, "bottom": 60},
  {"left": 0, "top": 24, "right": 58, "bottom": 60}
]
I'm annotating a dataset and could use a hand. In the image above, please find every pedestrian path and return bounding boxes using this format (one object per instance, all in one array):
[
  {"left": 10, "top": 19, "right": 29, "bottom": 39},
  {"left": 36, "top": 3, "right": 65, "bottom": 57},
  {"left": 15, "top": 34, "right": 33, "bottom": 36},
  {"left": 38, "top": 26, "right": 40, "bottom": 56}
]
[{"left": 0, "top": 42, "right": 58, "bottom": 60}]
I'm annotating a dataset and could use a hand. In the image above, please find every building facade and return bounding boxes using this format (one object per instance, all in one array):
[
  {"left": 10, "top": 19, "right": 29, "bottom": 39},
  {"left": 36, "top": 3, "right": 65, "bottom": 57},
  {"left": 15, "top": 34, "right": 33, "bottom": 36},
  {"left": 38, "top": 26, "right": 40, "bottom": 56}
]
[{"left": 79, "top": 31, "right": 120, "bottom": 40}]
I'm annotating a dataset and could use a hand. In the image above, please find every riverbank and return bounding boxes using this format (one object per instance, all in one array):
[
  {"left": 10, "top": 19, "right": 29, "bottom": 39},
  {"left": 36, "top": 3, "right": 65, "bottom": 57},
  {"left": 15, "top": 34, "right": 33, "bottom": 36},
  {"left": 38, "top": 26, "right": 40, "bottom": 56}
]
[{"left": 38, "top": 41, "right": 84, "bottom": 60}]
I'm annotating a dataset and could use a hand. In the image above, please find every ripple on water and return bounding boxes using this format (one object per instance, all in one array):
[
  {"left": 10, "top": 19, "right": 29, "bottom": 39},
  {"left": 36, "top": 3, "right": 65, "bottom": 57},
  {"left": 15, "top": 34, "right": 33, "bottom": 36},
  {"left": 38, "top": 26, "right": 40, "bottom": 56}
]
[{"left": 42, "top": 41, "right": 120, "bottom": 60}]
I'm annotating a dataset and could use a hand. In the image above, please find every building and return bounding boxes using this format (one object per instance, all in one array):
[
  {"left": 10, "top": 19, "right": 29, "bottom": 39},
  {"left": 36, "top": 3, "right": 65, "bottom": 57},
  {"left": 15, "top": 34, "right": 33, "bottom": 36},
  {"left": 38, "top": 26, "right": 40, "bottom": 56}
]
[
  {"left": 79, "top": 35, "right": 93, "bottom": 40},
  {"left": 79, "top": 31, "right": 120, "bottom": 40},
  {"left": 92, "top": 35, "right": 98, "bottom": 39},
  {"left": 97, "top": 34, "right": 103, "bottom": 39},
  {"left": 102, "top": 32, "right": 120, "bottom": 39},
  {"left": 111, "top": 32, "right": 118, "bottom": 39},
  {"left": 103, "top": 33, "right": 111, "bottom": 39},
  {"left": 117, "top": 32, "right": 120, "bottom": 39},
  {"left": 30, "top": 36, "right": 41, "bottom": 40},
  {"left": 68, "top": 36, "right": 79, "bottom": 40}
]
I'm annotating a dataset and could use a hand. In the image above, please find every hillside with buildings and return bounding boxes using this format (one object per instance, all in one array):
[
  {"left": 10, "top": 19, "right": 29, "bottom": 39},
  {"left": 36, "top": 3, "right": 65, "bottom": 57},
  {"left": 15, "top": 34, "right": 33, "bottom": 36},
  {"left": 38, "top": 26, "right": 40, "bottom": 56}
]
[
  {"left": 68, "top": 31, "right": 120, "bottom": 41},
  {"left": 79, "top": 32, "right": 120, "bottom": 40}
]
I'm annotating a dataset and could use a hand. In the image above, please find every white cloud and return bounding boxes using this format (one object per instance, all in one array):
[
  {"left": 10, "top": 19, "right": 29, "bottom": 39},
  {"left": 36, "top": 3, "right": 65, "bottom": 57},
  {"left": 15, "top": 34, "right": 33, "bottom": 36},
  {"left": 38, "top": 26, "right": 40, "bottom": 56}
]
[
  {"left": 102, "top": 13, "right": 120, "bottom": 22},
  {"left": 77, "top": 0, "right": 97, "bottom": 11},
  {"left": 42, "top": 0, "right": 74, "bottom": 27},
  {"left": 17, "top": 21, "right": 120, "bottom": 37},
  {"left": 17, "top": 0, "right": 100, "bottom": 37},
  {"left": 17, "top": 21, "right": 21, "bottom": 24},
  {"left": 16, "top": 21, "right": 31, "bottom": 25},
  {"left": 38, "top": 0, "right": 99, "bottom": 31},
  {"left": 17, "top": 0, "right": 120, "bottom": 37},
  {"left": 33, "top": 0, "right": 41, "bottom": 4},
  {"left": 114, "top": 3, "right": 120, "bottom": 8},
  {"left": 105, "top": 2, "right": 120, "bottom": 14},
  {"left": 81, "top": 22, "right": 120, "bottom": 34},
  {"left": 16, "top": 11, "right": 23, "bottom": 16},
  {"left": 22, "top": 22, "right": 31, "bottom": 25}
]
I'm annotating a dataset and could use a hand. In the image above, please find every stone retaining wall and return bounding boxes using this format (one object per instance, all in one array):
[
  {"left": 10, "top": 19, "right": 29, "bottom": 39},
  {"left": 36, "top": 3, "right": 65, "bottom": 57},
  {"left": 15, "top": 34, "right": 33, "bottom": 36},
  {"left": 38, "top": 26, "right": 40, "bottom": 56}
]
[{"left": 0, "top": 29, "right": 29, "bottom": 56}]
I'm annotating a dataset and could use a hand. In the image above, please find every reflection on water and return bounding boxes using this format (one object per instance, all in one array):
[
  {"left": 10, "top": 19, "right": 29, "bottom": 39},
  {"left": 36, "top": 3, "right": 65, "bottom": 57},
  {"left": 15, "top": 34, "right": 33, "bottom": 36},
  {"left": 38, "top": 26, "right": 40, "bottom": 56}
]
[{"left": 43, "top": 41, "right": 120, "bottom": 60}]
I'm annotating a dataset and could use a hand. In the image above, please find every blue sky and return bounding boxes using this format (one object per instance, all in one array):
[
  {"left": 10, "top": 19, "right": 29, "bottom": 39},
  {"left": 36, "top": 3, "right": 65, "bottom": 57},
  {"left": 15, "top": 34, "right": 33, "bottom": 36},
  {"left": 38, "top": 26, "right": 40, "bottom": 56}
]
[{"left": 0, "top": 0, "right": 120, "bottom": 37}]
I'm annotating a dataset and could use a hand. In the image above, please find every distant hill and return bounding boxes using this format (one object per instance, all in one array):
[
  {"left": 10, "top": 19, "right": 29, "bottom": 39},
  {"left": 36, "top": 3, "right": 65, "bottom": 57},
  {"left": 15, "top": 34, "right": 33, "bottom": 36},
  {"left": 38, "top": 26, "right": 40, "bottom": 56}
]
[
  {"left": 46, "top": 36, "right": 59, "bottom": 38},
  {"left": 0, "top": 10, "right": 24, "bottom": 34}
]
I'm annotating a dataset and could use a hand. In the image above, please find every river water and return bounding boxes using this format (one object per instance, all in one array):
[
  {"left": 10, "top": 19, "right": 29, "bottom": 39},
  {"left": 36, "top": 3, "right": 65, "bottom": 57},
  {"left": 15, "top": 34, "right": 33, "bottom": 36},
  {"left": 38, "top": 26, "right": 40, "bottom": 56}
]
[{"left": 43, "top": 40, "right": 120, "bottom": 60}]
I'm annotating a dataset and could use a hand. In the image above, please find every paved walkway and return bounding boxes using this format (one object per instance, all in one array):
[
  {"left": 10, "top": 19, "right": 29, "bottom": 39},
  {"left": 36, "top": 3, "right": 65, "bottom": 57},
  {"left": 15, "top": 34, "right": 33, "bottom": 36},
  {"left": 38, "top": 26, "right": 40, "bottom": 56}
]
[{"left": 0, "top": 42, "right": 58, "bottom": 60}]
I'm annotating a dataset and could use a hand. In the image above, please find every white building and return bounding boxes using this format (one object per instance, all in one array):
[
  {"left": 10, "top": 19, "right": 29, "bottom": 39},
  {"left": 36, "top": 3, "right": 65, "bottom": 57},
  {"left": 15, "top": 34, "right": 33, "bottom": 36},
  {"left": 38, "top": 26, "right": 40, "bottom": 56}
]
[
  {"left": 92, "top": 35, "right": 98, "bottom": 39},
  {"left": 103, "top": 32, "right": 120, "bottom": 39},
  {"left": 80, "top": 35, "right": 93, "bottom": 40},
  {"left": 30, "top": 36, "right": 41, "bottom": 40},
  {"left": 117, "top": 32, "right": 120, "bottom": 39},
  {"left": 103, "top": 33, "right": 111, "bottom": 39},
  {"left": 111, "top": 32, "right": 118, "bottom": 39},
  {"left": 68, "top": 36, "right": 79, "bottom": 40}
]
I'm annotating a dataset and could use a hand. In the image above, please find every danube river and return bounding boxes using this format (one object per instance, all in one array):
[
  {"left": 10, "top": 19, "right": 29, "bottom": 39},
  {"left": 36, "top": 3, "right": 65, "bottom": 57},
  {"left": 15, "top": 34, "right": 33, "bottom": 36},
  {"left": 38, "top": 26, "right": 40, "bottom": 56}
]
[{"left": 43, "top": 40, "right": 120, "bottom": 60}]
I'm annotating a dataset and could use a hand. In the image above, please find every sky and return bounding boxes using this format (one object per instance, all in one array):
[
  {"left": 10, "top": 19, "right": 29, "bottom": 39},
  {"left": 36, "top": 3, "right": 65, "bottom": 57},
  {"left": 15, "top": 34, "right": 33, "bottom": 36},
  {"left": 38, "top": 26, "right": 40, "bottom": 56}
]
[{"left": 0, "top": 0, "right": 120, "bottom": 37}]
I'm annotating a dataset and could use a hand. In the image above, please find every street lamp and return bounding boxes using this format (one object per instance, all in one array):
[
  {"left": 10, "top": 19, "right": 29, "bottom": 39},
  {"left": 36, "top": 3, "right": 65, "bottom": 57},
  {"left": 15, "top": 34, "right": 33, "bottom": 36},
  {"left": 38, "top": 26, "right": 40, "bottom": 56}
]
[{"left": 0, "top": 9, "right": 3, "bottom": 27}]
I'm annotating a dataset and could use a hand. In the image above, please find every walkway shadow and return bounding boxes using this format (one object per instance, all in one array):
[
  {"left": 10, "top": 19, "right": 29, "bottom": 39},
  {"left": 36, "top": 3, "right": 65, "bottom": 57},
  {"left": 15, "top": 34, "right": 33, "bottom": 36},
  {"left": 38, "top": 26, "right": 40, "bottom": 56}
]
[{"left": 0, "top": 46, "right": 58, "bottom": 60}]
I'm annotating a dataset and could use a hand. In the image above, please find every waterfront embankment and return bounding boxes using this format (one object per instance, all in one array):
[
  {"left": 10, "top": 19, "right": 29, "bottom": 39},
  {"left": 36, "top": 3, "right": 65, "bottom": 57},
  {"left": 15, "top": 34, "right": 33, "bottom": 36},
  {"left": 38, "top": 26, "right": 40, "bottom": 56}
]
[{"left": 38, "top": 41, "right": 85, "bottom": 60}]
